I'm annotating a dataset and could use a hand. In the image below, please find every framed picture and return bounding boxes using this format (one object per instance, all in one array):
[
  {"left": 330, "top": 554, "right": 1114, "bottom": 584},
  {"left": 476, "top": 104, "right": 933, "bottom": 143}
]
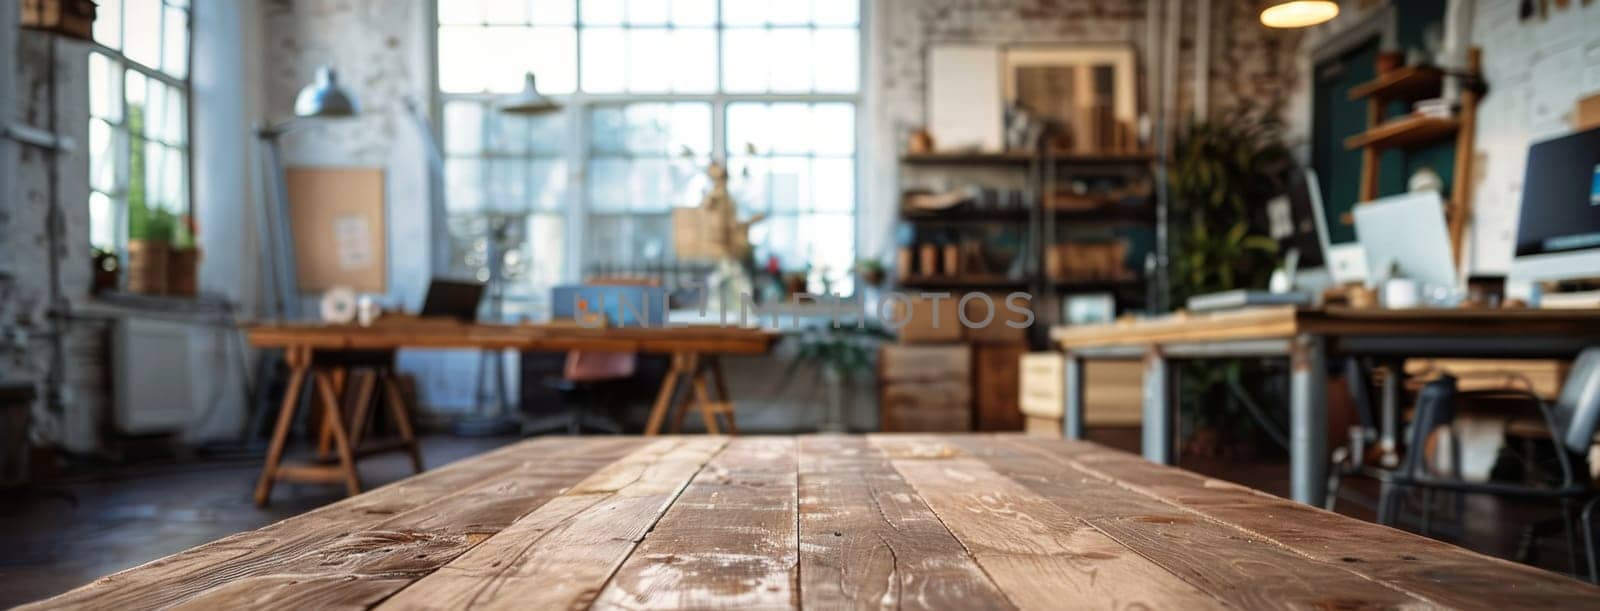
[
  {"left": 927, "top": 44, "right": 1004, "bottom": 152},
  {"left": 1001, "top": 44, "right": 1139, "bottom": 154}
]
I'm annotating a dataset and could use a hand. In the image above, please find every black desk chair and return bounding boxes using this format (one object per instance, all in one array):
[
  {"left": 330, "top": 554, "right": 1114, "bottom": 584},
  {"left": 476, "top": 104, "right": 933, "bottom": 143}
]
[{"left": 1376, "top": 348, "right": 1600, "bottom": 581}]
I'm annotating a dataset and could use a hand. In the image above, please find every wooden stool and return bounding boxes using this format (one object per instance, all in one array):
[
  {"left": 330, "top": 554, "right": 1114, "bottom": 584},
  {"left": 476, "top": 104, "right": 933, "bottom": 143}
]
[
  {"left": 644, "top": 352, "right": 737, "bottom": 435},
  {"left": 254, "top": 346, "right": 424, "bottom": 506}
]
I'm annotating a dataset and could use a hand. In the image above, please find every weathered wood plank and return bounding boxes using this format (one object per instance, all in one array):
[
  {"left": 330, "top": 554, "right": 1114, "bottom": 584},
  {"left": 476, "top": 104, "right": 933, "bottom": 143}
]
[
  {"left": 378, "top": 437, "right": 727, "bottom": 610},
  {"left": 161, "top": 438, "right": 645, "bottom": 610},
  {"left": 952, "top": 436, "right": 1429, "bottom": 608},
  {"left": 870, "top": 435, "right": 1227, "bottom": 611},
  {"left": 19, "top": 437, "right": 621, "bottom": 611},
  {"left": 593, "top": 437, "right": 798, "bottom": 609},
  {"left": 796, "top": 436, "right": 1012, "bottom": 610},
  {"left": 1018, "top": 438, "right": 1600, "bottom": 609}
]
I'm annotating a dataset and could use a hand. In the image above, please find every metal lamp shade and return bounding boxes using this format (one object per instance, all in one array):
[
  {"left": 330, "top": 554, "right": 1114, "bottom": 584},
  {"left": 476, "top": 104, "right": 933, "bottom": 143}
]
[
  {"left": 294, "top": 66, "right": 360, "bottom": 118},
  {"left": 1259, "top": 0, "right": 1338, "bottom": 28},
  {"left": 499, "top": 73, "right": 561, "bottom": 116}
]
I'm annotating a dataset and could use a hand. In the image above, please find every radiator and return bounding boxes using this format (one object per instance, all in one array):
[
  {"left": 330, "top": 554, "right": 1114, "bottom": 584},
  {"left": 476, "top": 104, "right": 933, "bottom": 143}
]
[{"left": 113, "top": 317, "right": 209, "bottom": 434}]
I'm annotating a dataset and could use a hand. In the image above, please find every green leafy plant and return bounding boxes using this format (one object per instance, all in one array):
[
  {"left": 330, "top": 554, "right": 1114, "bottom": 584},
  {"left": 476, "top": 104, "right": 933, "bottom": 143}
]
[
  {"left": 783, "top": 323, "right": 893, "bottom": 383},
  {"left": 1168, "top": 106, "right": 1292, "bottom": 452}
]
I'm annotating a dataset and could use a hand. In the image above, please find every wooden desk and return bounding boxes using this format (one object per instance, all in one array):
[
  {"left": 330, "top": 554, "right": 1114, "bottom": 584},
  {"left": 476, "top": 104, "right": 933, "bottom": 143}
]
[
  {"left": 25, "top": 435, "right": 1600, "bottom": 609},
  {"left": 1052, "top": 306, "right": 1600, "bottom": 506},
  {"left": 244, "top": 322, "right": 779, "bottom": 505}
]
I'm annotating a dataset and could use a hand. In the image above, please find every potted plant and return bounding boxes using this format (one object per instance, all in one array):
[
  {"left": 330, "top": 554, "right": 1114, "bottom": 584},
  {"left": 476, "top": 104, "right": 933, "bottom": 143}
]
[
  {"left": 166, "top": 214, "right": 201, "bottom": 296},
  {"left": 1168, "top": 106, "right": 1291, "bottom": 457},
  {"left": 854, "top": 258, "right": 886, "bottom": 287},
  {"left": 783, "top": 323, "right": 893, "bottom": 432},
  {"left": 126, "top": 207, "right": 176, "bottom": 295}
]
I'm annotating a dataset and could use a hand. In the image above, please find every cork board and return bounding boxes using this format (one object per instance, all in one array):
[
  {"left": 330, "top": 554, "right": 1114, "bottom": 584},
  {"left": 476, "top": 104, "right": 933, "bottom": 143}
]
[{"left": 286, "top": 167, "right": 386, "bottom": 293}]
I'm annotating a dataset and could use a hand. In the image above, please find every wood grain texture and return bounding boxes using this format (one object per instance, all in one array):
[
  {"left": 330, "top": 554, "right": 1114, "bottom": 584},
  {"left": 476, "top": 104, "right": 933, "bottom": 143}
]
[
  {"left": 23, "top": 438, "right": 636, "bottom": 611},
  {"left": 593, "top": 437, "right": 797, "bottom": 609},
  {"left": 797, "top": 436, "right": 1012, "bottom": 610},
  {"left": 1020, "top": 438, "right": 1600, "bottom": 610},
  {"left": 23, "top": 437, "right": 636, "bottom": 610},
  {"left": 377, "top": 437, "right": 727, "bottom": 610},
  {"left": 26, "top": 435, "right": 1600, "bottom": 610},
  {"left": 961, "top": 439, "right": 1427, "bottom": 609},
  {"left": 870, "top": 435, "right": 1228, "bottom": 610}
]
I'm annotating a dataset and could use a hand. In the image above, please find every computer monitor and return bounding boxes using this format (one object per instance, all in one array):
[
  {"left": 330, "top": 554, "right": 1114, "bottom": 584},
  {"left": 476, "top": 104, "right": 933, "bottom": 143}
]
[
  {"left": 1509, "top": 127, "right": 1600, "bottom": 283},
  {"left": 1266, "top": 167, "right": 1330, "bottom": 270},
  {"left": 1353, "top": 191, "right": 1458, "bottom": 289},
  {"left": 419, "top": 279, "right": 485, "bottom": 322}
]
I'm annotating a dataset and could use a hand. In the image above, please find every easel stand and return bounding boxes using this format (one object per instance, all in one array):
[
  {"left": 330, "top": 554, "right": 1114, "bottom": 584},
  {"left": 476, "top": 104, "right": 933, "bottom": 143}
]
[
  {"left": 644, "top": 352, "right": 738, "bottom": 435},
  {"left": 254, "top": 346, "right": 423, "bottom": 506}
]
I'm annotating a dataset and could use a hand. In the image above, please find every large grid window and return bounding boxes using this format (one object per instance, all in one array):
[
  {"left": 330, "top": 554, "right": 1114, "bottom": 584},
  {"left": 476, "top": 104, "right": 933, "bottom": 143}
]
[
  {"left": 436, "top": 0, "right": 861, "bottom": 308},
  {"left": 87, "top": 0, "right": 191, "bottom": 253}
]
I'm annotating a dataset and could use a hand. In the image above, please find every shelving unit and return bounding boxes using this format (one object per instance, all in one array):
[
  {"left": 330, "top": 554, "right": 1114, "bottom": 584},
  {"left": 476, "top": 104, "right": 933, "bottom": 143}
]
[{"left": 1344, "top": 49, "right": 1482, "bottom": 266}]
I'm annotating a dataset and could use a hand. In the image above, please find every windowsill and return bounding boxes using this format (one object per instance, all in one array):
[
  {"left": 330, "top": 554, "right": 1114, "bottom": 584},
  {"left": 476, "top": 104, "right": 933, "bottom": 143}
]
[{"left": 74, "top": 290, "right": 238, "bottom": 323}]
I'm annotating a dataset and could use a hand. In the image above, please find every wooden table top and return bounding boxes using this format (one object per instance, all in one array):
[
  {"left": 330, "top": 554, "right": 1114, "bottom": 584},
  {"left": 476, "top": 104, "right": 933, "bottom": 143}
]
[
  {"left": 245, "top": 320, "right": 781, "bottom": 354},
  {"left": 26, "top": 435, "right": 1599, "bottom": 609},
  {"left": 1052, "top": 305, "right": 1600, "bottom": 350}
]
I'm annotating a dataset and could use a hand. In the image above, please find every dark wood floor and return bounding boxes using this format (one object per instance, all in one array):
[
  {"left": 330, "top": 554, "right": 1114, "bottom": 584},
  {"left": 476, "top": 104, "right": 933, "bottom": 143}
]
[{"left": 0, "top": 430, "right": 1586, "bottom": 606}]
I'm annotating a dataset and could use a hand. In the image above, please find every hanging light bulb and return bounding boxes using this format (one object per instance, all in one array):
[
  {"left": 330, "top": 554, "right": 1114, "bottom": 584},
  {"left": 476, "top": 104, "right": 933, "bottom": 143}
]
[{"left": 1259, "top": 0, "right": 1339, "bottom": 28}]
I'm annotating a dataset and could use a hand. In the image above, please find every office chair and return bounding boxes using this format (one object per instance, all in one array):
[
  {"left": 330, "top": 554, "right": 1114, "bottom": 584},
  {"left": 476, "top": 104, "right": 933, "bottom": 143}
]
[
  {"left": 1376, "top": 348, "right": 1600, "bottom": 581},
  {"left": 535, "top": 350, "right": 634, "bottom": 435}
]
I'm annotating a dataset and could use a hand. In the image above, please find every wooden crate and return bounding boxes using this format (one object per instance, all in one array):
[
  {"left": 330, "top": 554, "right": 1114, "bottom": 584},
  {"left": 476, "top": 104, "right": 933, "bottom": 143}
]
[
  {"left": 974, "top": 343, "right": 1027, "bottom": 431},
  {"left": 890, "top": 295, "right": 963, "bottom": 344},
  {"left": 881, "top": 381, "right": 971, "bottom": 432},
  {"left": 1019, "top": 352, "right": 1064, "bottom": 419},
  {"left": 962, "top": 292, "right": 1030, "bottom": 344},
  {"left": 880, "top": 344, "right": 969, "bottom": 381}
]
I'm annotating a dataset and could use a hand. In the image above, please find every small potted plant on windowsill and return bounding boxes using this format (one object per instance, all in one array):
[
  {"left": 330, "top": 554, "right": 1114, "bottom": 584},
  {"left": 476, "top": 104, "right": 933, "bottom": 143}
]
[
  {"left": 126, "top": 208, "right": 176, "bottom": 295},
  {"left": 166, "top": 214, "right": 201, "bottom": 297}
]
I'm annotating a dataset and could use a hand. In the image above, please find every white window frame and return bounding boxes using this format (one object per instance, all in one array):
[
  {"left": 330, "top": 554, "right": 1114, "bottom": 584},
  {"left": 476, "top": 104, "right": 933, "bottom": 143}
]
[
  {"left": 87, "top": 0, "right": 194, "bottom": 256},
  {"left": 431, "top": 0, "right": 866, "bottom": 308}
]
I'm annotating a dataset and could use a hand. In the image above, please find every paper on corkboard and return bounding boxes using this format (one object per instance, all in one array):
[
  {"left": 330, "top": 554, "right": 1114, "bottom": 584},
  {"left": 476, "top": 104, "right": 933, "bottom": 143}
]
[{"left": 286, "top": 167, "right": 386, "bottom": 293}]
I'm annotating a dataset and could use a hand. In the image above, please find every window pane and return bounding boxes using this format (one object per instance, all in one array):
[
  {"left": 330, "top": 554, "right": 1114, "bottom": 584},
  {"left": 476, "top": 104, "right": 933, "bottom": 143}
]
[
  {"left": 580, "top": 0, "right": 624, "bottom": 24},
  {"left": 671, "top": 0, "right": 716, "bottom": 26},
  {"left": 531, "top": 0, "right": 576, "bottom": 24},
  {"left": 720, "top": 0, "right": 767, "bottom": 25},
  {"left": 90, "top": 192, "right": 119, "bottom": 251},
  {"left": 96, "top": 0, "right": 122, "bottom": 49},
  {"left": 812, "top": 0, "right": 858, "bottom": 25},
  {"left": 812, "top": 157, "right": 853, "bottom": 212},
  {"left": 527, "top": 159, "right": 568, "bottom": 211},
  {"left": 527, "top": 26, "right": 577, "bottom": 94},
  {"left": 445, "top": 158, "right": 486, "bottom": 211},
  {"left": 768, "top": 0, "right": 810, "bottom": 25},
  {"left": 89, "top": 53, "right": 122, "bottom": 121},
  {"left": 443, "top": 101, "right": 485, "bottom": 154},
  {"left": 767, "top": 156, "right": 809, "bottom": 213},
  {"left": 482, "top": 0, "right": 527, "bottom": 24},
  {"left": 588, "top": 158, "right": 629, "bottom": 212},
  {"left": 668, "top": 29, "right": 716, "bottom": 92},
  {"left": 161, "top": 5, "right": 188, "bottom": 78},
  {"left": 721, "top": 29, "right": 769, "bottom": 92},
  {"left": 485, "top": 158, "right": 530, "bottom": 211},
  {"left": 626, "top": 29, "right": 672, "bottom": 92},
  {"left": 438, "top": 0, "right": 484, "bottom": 24},
  {"left": 123, "top": 0, "right": 162, "bottom": 68},
  {"left": 124, "top": 70, "right": 148, "bottom": 132},
  {"left": 581, "top": 27, "right": 626, "bottom": 93},
  {"left": 625, "top": 0, "right": 668, "bottom": 25},
  {"left": 437, "top": 27, "right": 489, "bottom": 92},
  {"left": 798, "top": 212, "right": 854, "bottom": 282},
  {"left": 767, "top": 29, "right": 811, "bottom": 92},
  {"left": 812, "top": 28, "right": 858, "bottom": 92},
  {"left": 812, "top": 102, "right": 855, "bottom": 154},
  {"left": 89, "top": 119, "right": 121, "bottom": 193}
]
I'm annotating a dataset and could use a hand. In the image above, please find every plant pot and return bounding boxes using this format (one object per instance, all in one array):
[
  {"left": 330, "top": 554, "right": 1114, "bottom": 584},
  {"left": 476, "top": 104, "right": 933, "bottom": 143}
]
[
  {"left": 125, "top": 240, "right": 170, "bottom": 295},
  {"left": 857, "top": 267, "right": 886, "bottom": 287},
  {"left": 782, "top": 273, "right": 808, "bottom": 297},
  {"left": 166, "top": 247, "right": 201, "bottom": 296}
]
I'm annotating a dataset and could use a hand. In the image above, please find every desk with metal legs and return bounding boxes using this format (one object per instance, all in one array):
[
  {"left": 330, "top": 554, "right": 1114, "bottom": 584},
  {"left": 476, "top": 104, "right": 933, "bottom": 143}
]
[{"left": 1052, "top": 306, "right": 1600, "bottom": 506}]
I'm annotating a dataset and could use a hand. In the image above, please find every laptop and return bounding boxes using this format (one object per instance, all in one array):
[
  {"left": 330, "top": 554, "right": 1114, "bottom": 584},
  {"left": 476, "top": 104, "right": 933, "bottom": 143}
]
[{"left": 419, "top": 279, "right": 486, "bottom": 322}]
